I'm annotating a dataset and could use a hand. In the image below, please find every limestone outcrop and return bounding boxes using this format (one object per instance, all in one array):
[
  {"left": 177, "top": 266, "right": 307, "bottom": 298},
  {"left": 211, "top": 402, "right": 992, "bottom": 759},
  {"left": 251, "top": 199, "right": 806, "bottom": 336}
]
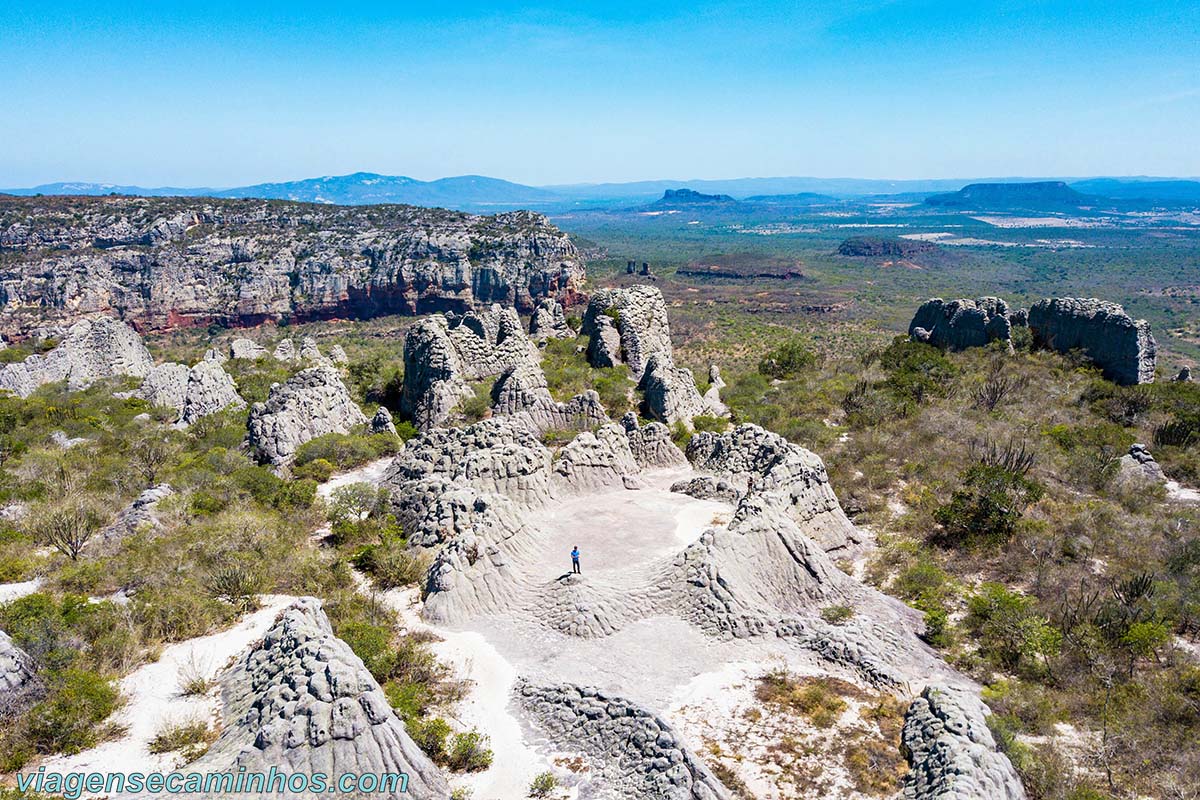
[
  {"left": 901, "top": 684, "right": 1026, "bottom": 800},
  {"left": 909, "top": 297, "right": 1012, "bottom": 351},
  {"left": 138, "top": 358, "right": 245, "bottom": 426},
  {"left": 1028, "top": 297, "right": 1156, "bottom": 385},
  {"left": 229, "top": 338, "right": 268, "bottom": 360},
  {"left": 518, "top": 682, "right": 732, "bottom": 800},
  {"left": 400, "top": 305, "right": 540, "bottom": 430},
  {"left": 97, "top": 483, "right": 174, "bottom": 546},
  {"left": 0, "top": 631, "right": 44, "bottom": 719},
  {"left": 0, "top": 317, "right": 152, "bottom": 398},
  {"left": 1116, "top": 442, "right": 1166, "bottom": 486},
  {"left": 491, "top": 361, "right": 608, "bottom": 434},
  {"left": 0, "top": 195, "right": 586, "bottom": 337},
  {"left": 273, "top": 339, "right": 299, "bottom": 362},
  {"left": 686, "top": 424, "right": 862, "bottom": 552},
  {"left": 621, "top": 413, "right": 688, "bottom": 469},
  {"left": 186, "top": 598, "right": 448, "bottom": 798},
  {"left": 581, "top": 286, "right": 673, "bottom": 379},
  {"left": 370, "top": 406, "right": 399, "bottom": 436},
  {"left": 639, "top": 352, "right": 720, "bottom": 426},
  {"left": 529, "top": 298, "right": 572, "bottom": 340},
  {"left": 247, "top": 365, "right": 368, "bottom": 465}
]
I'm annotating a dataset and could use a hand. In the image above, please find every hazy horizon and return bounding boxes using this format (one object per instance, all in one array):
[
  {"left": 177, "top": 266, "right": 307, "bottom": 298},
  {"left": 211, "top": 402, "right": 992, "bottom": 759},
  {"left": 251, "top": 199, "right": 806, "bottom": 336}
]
[{"left": 3, "top": 1, "right": 1198, "bottom": 187}]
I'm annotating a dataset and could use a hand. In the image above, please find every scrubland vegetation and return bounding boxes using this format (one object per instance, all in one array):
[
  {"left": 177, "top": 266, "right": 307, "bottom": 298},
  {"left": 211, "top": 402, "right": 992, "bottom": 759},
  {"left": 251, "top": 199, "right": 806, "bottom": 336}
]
[{"left": 709, "top": 331, "right": 1200, "bottom": 799}]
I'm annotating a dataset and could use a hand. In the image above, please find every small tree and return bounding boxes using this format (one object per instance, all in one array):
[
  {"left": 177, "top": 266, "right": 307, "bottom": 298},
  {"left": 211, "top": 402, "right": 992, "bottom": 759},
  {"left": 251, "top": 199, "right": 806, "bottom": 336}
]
[
  {"left": 27, "top": 496, "right": 106, "bottom": 560},
  {"left": 130, "top": 431, "right": 180, "bottom": 486}
]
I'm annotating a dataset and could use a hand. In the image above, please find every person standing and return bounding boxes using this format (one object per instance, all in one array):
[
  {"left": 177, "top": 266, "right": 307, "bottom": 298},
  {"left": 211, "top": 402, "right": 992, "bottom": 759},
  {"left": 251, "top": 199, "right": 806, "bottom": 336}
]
[{"left": 571, "top": 546, "right": 581, "bottom": 574}]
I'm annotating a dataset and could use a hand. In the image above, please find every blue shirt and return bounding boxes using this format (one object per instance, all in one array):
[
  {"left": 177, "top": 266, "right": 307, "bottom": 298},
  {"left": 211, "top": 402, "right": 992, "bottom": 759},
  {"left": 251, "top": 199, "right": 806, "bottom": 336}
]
[{"left": 571, "top": 549, "right": 580, "bottom": 561}]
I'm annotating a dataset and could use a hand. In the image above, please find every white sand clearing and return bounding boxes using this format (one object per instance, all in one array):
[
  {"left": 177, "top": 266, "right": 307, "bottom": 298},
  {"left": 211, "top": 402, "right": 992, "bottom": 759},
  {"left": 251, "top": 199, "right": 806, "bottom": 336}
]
[
  {"left": 0, "top": 577, "right": 43, "bottom": 604},
  {"left": 33, "top": 595, "right": 296, "bottom": 776},
  {"left": 317, "top": 455, "right": 395, "bottom": 501},
  {"left": 385, "top": 587, "right": 555, "bottom": 800}
]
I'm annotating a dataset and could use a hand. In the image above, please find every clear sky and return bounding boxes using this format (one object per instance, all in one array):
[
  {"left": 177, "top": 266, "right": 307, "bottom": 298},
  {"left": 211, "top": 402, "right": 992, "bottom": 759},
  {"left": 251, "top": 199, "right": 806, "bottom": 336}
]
[{"left": 1, "top": 1, "right": 1197, "bottom": 187}]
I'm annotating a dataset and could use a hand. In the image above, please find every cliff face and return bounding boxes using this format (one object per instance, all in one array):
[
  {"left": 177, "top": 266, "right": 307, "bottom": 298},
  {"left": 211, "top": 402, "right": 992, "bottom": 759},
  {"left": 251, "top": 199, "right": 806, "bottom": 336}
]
[{"left": 0, "top": 195, "right": 586, "bottom": 337}]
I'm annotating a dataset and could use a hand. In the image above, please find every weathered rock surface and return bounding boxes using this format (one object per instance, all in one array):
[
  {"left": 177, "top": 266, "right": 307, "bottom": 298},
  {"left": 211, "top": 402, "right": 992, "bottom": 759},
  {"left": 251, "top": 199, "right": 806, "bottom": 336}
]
[
  {"left": 370, "top": 406, "right": 398, "bottom": 436},
  {"left": 639, "top": 352, "right": 717, "bottom": 426},
  {"left": 0, "top": 317, "right": 153, "bottom": 397},
  {"left": 247, "top": 365, "right": 368, "bottom": 465},
  {"left": 0, "top": 195, "right": 586, "bottom": 337},
  {"left": 1117, "top": 442, "right": 1166, "bottom": 485},
  {"left": 400, "top": 305, "right": 540, "bottom": 430},
  {"left": 273, "top": 338, "right": 299, "bottom": 362},
  {"left": 1028, "top": 297, "right": 1156, "bottom": 385},
  {"left": 327, "top": 344, "right": 349, "bottom": 365},
  {"left": 909, "top": 297, "right": 1012, "bottom": 351},
  {"left": 229, "top": 338, "right": 269, "bottom": 360},
  {"left": 529, "top": 298, "right": 572, "bottom": 340},
  {"left": 491, "top": 361, "right": 609, "bottom": 434},
  {"left": 138, "top": 358, "right": 245, "bottom": 426},
  {"left": 670, "top": 475, "right": 741, "bottom": 505},
  {"left": 518, "top": 681, "right": 732, "bottom": 800},
  {"left": 686, "top": 424, "right": 862, "bottom": 553},
  {"left": 97, "top": 483, "right": 174, "bottom": 546},
  {"left": 902, "top": 684, "right": 1025, "bottom": 800},
  {"left": 581, "top": 286, "right": 673, "bottom": 379},
  {"left": 621, "top": 412, "right": 688, "bottom": 469},
  {"left": 186, "top": 598, "right": 448, "bottom": 798},
  {"left": 0, "top": 630, "right": 44, "bottom": 719}
]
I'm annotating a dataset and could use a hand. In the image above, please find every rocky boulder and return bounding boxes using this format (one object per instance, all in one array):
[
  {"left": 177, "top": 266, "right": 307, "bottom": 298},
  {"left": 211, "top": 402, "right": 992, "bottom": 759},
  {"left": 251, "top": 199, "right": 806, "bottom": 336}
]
[
  {"left": 400, "top": 305, "right": 540, "bottom": 430},
  {"left": 0, "top": 631, "right": 44, "bottom": 719},
  {"left": 229, "top": 338, "right": 269, "bottom": 360},
  {"left": 272, "top": 338, "right": 298, "bottom": 362},
  {"left": 518, "top": 681, "right": 731, "bottom": 800},
  {"left": 491, "top": 361, "right": 608, "bottom": 434},
  {"left": 529, "top": 297, "right": 572, "bottom": 340},
  {"left": 581, "top": 286, "right": 673, "bottom": 379},
  {"left": 902, "top": 684, "right": 1025, "bottom": 800},
  {"left": 687, "top": 424, "right": 862, "bottom": 552},
  {"left": 186, "top": 598, "right": 448, "bottom": 797},
  {"left": 1028, "top": 297, "right": 1156, "bottom": 385},
  {"left": 639, "top": 352, "right": 717, "bottom": 426},
  {"left": 247, "top": 365, "right": 368, "bottom": 465},
  {"left": 138, "top": 359, "right": 245, "bottom": 426},
  {"left": 370, "top": 406, "right": 398, "bottom": 436},
  {"left": 621, "top": 412, "right": 687, "bottom": 469},
  {"left": 97, "top": 483, "right": 174, "bottom": 547},
  {"left": 909, "top": 297, "right": 1012, "bottom": 351},
  {"left": 0, "top": 317, "right": 153, "bottom": 398}
]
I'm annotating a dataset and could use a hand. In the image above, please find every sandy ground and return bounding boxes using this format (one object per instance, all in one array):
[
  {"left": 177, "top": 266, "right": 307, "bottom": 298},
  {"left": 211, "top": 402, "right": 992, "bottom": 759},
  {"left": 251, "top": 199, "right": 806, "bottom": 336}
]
[
  {"left": 1166, "top": 479, "right": 1200, "bottom": 503},
  {"left": 32, "top": 595, "right": 295, "bottom": 776},
  {"left": 317, "top": 455, "right": 395, "bottom": 501},
  {"left": 0, "top": 577, "right": 43, "bottom": 604}
]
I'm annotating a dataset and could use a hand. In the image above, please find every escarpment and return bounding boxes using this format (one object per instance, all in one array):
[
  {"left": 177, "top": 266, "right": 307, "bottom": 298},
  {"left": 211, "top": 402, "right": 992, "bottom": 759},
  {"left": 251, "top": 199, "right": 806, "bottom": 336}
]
[{"left": 0, "top": 195, "right": 585, "bottom": 337}]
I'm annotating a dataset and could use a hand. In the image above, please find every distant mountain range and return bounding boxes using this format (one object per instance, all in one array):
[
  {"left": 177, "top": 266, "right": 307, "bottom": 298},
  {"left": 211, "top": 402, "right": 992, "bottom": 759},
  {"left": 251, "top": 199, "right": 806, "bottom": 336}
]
[{"left": 4, "top": 172, "right": 1199, "bottom": 212}]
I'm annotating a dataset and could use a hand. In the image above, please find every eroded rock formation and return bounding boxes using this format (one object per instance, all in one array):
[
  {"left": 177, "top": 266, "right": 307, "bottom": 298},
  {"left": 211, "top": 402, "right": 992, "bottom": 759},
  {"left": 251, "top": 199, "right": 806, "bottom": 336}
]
[
  {"left": 0, "top": 631, "right": 44, "bottom": 720},
  {"left": 909, "top": 297, "right": 1013, "bottom": 351},
  {"left": 518, "top": 682, "right": 732, "bottom": 800},
  {"left": 639, "top": 352, "right": 718, "bottom": 426},
  {"left": 138, "top": 358, "right": 245, "bottom": 426},
  {"left": 96, "top": 483, "right": 174, "bottom": 547},
  {"left": 686, "top": 424, "right": 862, "bottom": 553},
  {"left": 229, "top": 338, "right": 269, "bottom": 360},
  {"left": 400, "top": 305, "right": 540, "bottom": 430},
  {"left": 581, "top": 286, "right": 673, "bottom": 380},
  {"left": 491, "top": 361, "right": 608, "bottom": 434},
  {"left": 1028, "top": 297, "right": 1156, "bottom": 385},
  {"left": 247, "top": 365, "right": 368, "bottom": 465},
  {"left": 0, "top": 317, "right": 152, "bottom": 397},
  {"left": 529, "top": 298, "right": 572, "bottom": 340},
  {"left": 186, "top": 598, "right": 448, "bottom": 798},
  {"left": 0, "top": 195, "right": 586, "bottom": 337},
  {"left": 902, "top": 684, "right": 1026, "bottom": 800}
]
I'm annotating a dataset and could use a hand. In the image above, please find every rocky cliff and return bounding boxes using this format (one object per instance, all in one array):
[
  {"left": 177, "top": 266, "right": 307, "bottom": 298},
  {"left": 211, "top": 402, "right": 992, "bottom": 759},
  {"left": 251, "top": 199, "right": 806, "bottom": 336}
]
[
  {"left": 909, "top": 297, "right": 1013, "bottom": 351},
  {"left": 0, "top": 195, "right": 586, "bottom": 337},
  {"left": 1028, "top": 297, "right": 1156, "bottom": 385}
]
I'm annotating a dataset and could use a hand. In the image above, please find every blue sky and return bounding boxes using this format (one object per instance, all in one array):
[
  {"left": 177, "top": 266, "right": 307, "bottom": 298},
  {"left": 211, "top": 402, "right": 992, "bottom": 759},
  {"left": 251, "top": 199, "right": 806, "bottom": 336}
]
[{"left": 1, "top": 1, "right": 1197, "bottom": 186}]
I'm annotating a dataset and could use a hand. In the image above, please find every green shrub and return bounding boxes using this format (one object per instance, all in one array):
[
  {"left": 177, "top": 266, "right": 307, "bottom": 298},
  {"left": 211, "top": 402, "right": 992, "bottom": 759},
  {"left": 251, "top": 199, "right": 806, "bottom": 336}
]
[
  {"left": 934, "top": 464, "right": 1044, "bottom": 547},
  {"left": 293, "top": 431, "right": 401, "bottom": 470},
  {"left": 352, "top": 540, "right": 427, "bottom": 589},
  {"left": 407, "top": 716, "right": 452, "bottom": 760},
  {"left": 293, "top": 457, "right": 336, "bottom": 482},
  {"left": 148, "top": 719, "right": 212, "bottom": 754},
  {"left": 529, "top": 771, "right": 558, "bottom": 797},
  {"left": 446, "top": 730, "right": 494, "bottom": 772},
  {"left": 820, "top": 604, "right": 854, "bottom": 624},
  {"left": 692, "top": 414, "right": 728, "bottom": 433},
  {"left": 759, "top": 340, "right": 817, "bottom": 378},
  {"left": 24, "top": 668, "right": 121, "bottom": 755}
]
